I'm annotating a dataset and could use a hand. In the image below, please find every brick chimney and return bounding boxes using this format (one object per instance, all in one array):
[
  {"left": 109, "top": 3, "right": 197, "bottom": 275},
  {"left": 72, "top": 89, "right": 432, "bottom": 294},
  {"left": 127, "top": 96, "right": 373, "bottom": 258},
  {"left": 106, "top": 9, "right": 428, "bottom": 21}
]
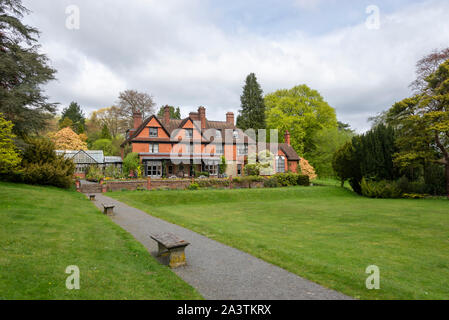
[
  {"left": 285, "top": 130, "right": 291, "bottom": 146},
  {"left": 164, "top": 105, "right": 170, "bottom": 124},
  {"left": 226, "top": 112, "right": 235, "bottom": 126},
  {"left": 133, "top": 111, "right": 142, "bottom": 129},
  {"left": 189, "top": 112, "right": 199, "bottom": 121},
  {"left": 198, "top": 106, "right": 206, "bottom": 129}
]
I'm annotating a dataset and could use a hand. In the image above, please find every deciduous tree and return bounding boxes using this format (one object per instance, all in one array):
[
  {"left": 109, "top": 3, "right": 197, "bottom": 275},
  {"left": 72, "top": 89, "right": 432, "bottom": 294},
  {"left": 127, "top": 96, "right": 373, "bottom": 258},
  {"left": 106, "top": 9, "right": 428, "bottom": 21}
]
[
  {"left": 50, "top": 127, "right": 87, "bottom": 150},
  {"left": 265, "top": 85, "right": 337, "bottom": 155},
  {"left": 117, "top": 90, "right": 156, "bottom": 128}
]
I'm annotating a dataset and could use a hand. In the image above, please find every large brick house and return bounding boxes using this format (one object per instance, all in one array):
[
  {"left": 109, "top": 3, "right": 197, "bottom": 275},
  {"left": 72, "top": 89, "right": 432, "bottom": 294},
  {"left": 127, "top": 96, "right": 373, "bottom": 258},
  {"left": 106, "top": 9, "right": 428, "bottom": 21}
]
[{"left": 121, "top": 106, "right": 300, "bottom": 178}]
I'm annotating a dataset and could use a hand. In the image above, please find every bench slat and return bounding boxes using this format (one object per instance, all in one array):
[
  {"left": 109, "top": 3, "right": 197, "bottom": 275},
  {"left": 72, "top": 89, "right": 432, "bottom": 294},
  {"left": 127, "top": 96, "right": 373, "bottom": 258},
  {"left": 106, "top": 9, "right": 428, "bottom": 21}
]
[{"left": 151, "top": 233, "right": 189, "bottom": 249}]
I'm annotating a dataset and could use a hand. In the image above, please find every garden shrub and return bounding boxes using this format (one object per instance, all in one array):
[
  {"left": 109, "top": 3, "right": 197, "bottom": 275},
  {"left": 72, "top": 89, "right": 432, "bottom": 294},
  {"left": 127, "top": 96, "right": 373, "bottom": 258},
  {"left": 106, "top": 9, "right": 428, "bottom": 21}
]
[
  {"left": 244, "top": 164, "right": 260, "bottom": 176},
  {"left": 264, "top": 176, "right": 279, "bottom": 188},
  {"left": 274, "top": 173, "right": 298, "bottom": 187},
  {"left": 104, "top": 165, "right": 121, "bottom": 179},
  {"left": 196, "top": 178, "right": 230, "bottom": 188},
  {"left": 86, "top": 165, "right": 104, "bottom": 182},
  {"left": 361, "top": 178, "right": 402, "bottom": 199},
  {"left": 19, "top": 138, "right": 75, "bottom": 188},
  {"left": 123, "top": 152, "right": 140, "bottom": 177},
  {"left": 187, "top": 182, "right": 200, "bottom": 190},
  {"left": 194, "top": 171, "right": 210, "bottom": 178},
  {"left": 297, "top": 174, "right": 310, "bottom": 186}
]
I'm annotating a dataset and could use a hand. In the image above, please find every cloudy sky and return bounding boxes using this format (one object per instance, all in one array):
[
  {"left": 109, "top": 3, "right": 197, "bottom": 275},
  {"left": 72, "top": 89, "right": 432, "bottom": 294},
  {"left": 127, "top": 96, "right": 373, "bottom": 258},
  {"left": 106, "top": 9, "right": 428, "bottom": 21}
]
[{"left": 23, "top": 0, "right": 449, "bottom": 132}]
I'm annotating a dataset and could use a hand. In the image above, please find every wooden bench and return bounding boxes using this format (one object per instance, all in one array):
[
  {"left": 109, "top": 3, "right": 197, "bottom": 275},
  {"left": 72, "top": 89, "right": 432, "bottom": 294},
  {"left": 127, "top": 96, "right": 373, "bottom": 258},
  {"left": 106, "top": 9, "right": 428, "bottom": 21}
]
[
  {"left": 102, "top": 203, "right": 115, "bottom": 216},
  {"left": 151, "top": 233, "right": 190, "bottom": 268},
  {"left": 89, "top": 194, "right": 96, "bottom": 201}
]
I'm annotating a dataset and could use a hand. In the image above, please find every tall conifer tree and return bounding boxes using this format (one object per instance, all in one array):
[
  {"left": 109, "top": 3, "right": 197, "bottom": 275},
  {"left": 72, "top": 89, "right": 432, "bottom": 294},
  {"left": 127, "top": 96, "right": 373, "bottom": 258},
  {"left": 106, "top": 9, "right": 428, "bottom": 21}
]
[{"left": 236, "top": 73, "right": 266, "bottom": 131}]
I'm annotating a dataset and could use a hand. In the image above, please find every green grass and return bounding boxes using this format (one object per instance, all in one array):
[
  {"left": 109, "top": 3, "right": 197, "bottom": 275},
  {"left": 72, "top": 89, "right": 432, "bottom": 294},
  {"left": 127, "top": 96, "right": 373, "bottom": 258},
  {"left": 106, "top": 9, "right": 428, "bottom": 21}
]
[
  {"left": 0, "top": 182, "right": 202, "bottom": 300},
  {"left": 109, "top": 185, "right": 449, "bottom": 300}
]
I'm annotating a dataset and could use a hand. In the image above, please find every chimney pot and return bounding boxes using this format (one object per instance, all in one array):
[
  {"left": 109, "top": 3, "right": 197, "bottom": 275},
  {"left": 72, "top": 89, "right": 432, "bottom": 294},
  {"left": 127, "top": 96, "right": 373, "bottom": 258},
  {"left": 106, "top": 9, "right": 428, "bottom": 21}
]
[
  {"left": 133, "top": 111, "right": 143, "bottom": 130},
  {"left": 226, "top": 112, "right": 235, "bottom": 126},
  {"left": 198, "top": 106, "right": 206, "bottom": 129},
  {"left": 164, "top": 105, "right": 170, "bottom": 124},
  {"left": 285, "top": 130, "right": 291, "bottom": 146}
]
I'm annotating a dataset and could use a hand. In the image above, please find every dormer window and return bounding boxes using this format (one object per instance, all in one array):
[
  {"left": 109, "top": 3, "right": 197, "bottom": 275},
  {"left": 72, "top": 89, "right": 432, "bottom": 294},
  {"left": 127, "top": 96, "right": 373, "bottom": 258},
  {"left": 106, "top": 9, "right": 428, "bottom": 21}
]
[
  {"left": 233, "top": 130, "right": 239, "bottom": 139},
  {"left": 149, "top": 127, "right": 158, "bottom": 137},
  {"left": 185, "top": 129, "right": 193, "bottom": 139},
  {"left": 215, "top": 130, "right": 222, "bottom": 139}
]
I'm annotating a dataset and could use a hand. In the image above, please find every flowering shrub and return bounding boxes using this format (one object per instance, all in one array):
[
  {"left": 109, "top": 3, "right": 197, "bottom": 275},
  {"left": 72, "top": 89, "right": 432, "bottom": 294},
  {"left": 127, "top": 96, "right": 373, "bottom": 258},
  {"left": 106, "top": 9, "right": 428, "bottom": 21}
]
[{"left": 300, "top": 158, "right": 317, "bottom": 180}]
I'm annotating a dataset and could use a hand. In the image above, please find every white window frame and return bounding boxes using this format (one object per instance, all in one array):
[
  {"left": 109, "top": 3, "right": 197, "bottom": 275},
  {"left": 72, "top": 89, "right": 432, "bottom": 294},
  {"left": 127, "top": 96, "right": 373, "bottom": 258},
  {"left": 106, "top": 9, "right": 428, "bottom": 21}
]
[
  {"left": 237, "top": 144, "right": 248, "bottom": 156},
  {"left": 185, "top": 129, "right": 193, "bottom": 139},
  {"left": 215, "top": 144, "right": 223, "bottom": 155},
  {"left": 147, "top": 161, "right": 162, "bottom": 177},
  {"left": 149, "top": 127, "right": 158, "bottom": 137},
  {"left": 276, "top": 156, "right": 285, "bottom": 173},
  {"left": 149, "top": 143, "right": 159, "bottom": 154}
]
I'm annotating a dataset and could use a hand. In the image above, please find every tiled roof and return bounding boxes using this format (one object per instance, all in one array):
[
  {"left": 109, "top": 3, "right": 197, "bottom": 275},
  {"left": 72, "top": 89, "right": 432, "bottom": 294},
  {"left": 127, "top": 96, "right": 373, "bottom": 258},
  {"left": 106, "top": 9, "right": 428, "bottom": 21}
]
[{"left": 258, "top": 143, "right": 301, "bottom": 161}]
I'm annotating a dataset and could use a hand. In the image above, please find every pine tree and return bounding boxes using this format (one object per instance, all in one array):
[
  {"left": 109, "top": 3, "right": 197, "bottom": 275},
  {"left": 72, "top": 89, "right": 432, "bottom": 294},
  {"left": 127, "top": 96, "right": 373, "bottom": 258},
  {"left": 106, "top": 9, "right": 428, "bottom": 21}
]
[
  {"left": 0, "top": 0, "right": 57, "bottom": 137},
  {"left": 236, "top": 73, "right": 266, "bottom": 131},
  {"left": 100, "top": 124, "right": 112, "bottom": 140},
  {"left": 60, "top": 102, "right": 86, "bottom": 133}
]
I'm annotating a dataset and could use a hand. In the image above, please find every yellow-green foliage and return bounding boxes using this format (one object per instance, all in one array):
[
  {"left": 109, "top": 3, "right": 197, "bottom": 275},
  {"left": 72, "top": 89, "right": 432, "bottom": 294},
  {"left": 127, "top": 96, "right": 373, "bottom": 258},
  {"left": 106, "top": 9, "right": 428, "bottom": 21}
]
[{"left": 0, "top": 114, "right": 21, "bottom": 174}]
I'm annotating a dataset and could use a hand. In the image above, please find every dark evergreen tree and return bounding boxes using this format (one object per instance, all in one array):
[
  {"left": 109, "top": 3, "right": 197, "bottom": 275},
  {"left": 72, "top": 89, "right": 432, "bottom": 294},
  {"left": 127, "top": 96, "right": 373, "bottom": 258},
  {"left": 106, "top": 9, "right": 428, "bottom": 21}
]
[
  {"left": 0, "top": 0, "right": 57, "bottom": 137},
  {"left": 100, "top": 124, "right": 112, "bottom": 140},
  {"left": 59, "top": 102, "right": 85, "bottom": 133},
  {"left": 355, "top": 124, "right": 397, "bottom": 181},
  {"left": 236, "top": 73, "right": 266, "bottom": 131},
  {"left": 157, "top": 105, "right": 181, "bottom": 119}
]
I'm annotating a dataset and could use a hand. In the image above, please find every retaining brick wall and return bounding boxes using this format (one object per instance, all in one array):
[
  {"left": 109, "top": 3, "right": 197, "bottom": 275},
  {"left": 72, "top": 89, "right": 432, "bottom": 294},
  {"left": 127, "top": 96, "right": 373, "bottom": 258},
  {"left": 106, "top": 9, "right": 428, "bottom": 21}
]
[
  {"left": 105, "top": 180, "right": 148, "bottom": 192},
  {"left": 101, "top": 178, "right": 266, "bottom": 192}
]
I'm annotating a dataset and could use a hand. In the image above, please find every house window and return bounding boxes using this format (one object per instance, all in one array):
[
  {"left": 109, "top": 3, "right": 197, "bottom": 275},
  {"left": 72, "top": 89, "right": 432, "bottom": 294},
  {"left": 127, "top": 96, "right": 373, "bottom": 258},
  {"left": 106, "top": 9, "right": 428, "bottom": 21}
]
[
  {"left": 149, "top": 127, "right": 158, "bottom": 137},
  {"left": 237, "top": 144, "right": 248, "bottom": 155},
  {"left": 215, "top": 130, "right": 222, "bottom": 139},
  {"left": 149, "top": 143, "right": 159, "bottom": 154},
  {"left": 233, "top": 130, "right": 239, "bottom": 139},
  {"left": 204, "top": 163, "right": 218, "bottom": 176},
  {"left": 237, "top": 164, "right": 242, "bottom": 176},
  {"left": 277, "top": 156, "right": 285, "bottom": 173},
  {"left": 168, "top": 165, "right": 173, "bottom": 175},
  {"left": 185, "top": 129, "right": 193, "bottom": 139},
  {"left": 215, "top": 144, "right": 223, "bottom": 155},
  {"left": 146, "top": 161, "right": 162, "bottom": 177}
]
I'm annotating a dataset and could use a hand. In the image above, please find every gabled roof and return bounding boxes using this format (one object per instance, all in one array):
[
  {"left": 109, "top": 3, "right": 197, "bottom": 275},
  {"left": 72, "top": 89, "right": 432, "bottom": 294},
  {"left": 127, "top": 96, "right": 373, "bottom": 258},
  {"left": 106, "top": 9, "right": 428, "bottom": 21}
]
[{"left": 123, "top": 114, "right": 240, "bottom": 146}]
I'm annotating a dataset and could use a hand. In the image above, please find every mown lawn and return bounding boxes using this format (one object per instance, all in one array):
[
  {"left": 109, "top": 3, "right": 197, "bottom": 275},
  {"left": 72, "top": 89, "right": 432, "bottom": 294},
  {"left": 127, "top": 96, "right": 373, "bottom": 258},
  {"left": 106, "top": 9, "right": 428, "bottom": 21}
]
[
  {"left": 0, "top": 182, "right": 202, "bottom": 300},
  {"left": 109, "top": 186, "right": 449, "bottom": 300}
]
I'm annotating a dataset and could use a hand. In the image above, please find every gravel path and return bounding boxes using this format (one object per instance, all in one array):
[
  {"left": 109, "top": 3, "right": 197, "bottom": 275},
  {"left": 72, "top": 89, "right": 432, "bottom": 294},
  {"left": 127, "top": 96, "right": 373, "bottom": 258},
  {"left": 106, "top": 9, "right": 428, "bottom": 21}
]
[{"left": 91, "top": 193, "right": 352, "bottom": 300}]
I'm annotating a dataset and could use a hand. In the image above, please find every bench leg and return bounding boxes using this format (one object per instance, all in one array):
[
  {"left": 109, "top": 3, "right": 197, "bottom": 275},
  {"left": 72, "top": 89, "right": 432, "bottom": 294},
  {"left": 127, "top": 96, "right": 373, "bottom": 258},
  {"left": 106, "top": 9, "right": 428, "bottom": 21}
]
[
  {"left": 104, "top": 208, "right": 114, "bottom": 216},
  {"left": 168, "top": 247, "right": 187, "bottom": 268},
  {"left": 157, "top": 243, "right": 169, "bottom": 257}
]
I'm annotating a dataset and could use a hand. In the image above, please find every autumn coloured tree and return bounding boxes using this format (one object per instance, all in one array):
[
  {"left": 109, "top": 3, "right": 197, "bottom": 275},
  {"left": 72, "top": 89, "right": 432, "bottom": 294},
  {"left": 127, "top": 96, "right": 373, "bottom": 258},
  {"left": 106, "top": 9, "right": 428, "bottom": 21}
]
[{"left": 50, "top": 127, "right": 87, "bottom": 150}]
